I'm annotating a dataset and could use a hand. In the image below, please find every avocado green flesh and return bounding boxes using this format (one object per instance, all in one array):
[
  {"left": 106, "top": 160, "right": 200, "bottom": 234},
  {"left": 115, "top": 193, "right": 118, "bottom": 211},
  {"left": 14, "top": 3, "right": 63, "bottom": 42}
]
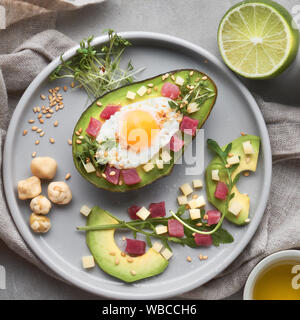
[
  {"left": 73, "top": 69, "right": 217, "bottom": 192},
  {"left": 86, "top": 206, "right": 168, "bottom": 283},
  {"left": 205, "top": 135, "right": 260, "bottom": 225}
]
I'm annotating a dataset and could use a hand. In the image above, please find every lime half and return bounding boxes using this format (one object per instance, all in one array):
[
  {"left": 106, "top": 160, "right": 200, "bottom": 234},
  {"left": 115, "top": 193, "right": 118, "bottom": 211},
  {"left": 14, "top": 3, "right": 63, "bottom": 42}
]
[{"left": 218, "top": 0, "right": 299, "bottom": 79}]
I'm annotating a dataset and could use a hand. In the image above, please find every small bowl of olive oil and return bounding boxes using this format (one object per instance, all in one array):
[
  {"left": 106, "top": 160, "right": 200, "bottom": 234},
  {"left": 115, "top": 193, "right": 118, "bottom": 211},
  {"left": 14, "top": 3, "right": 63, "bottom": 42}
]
[{"left": 244, "top": 250, "right": 300, "bottom": 300}]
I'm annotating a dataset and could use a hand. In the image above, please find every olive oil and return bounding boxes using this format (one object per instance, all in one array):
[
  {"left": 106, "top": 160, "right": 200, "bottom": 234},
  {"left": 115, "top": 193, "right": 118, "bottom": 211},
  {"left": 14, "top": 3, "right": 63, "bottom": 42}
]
[{"left": 253, "top": 261, "right": 300, "bottom": 300}]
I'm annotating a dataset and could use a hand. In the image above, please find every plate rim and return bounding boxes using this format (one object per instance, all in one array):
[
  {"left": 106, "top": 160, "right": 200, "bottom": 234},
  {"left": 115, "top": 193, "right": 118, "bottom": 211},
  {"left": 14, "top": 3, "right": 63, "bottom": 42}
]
[{"left": 3, "top": 31, "right": 272, "bottom": 299}]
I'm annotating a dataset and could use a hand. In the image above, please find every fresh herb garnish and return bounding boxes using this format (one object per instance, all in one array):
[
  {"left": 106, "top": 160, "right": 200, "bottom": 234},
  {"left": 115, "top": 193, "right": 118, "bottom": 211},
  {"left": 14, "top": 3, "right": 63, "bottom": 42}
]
[
  {"left": 50, "top": 29, "right": 144, "bottom": 99},
  {"left": 168, "top": 74, "right": 215, "bottom": 115},
  {"left": 77, "top": 205, "right": 234, "bottom": 250}
]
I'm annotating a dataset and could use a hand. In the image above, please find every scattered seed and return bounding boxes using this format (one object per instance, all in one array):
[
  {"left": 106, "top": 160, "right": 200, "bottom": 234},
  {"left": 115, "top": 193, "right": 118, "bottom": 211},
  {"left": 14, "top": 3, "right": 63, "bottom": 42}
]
[
  {"left": 28, "top": 119, "right": 34, "bottom": 124},
  {"left": 109, "top": 251, "right": 116, "bottom": 256},
  {"left": 225, "top": 164, "right": 230, "bottom": 168},
  {"left": 187, "top": 256, "right": 192, "bottom": 262},
  {"left": 192, "top": 194, "right": 198, "bottom": 199},
  {"left": 189, "top": 71, "right": 194, "bottom": 76},
  {"left": 55, "top": 106, "right": 59, "bottom": 111},
  {"left": 199, "top": 254, "right": 203, "bottom": 260},
  {"left": 171, "top": 75, "right": 175, "bottom": 81},
  {"left": 63, "top": 86, "right": 68, "bottom": 92},
  {"left": 202, "top": 256, "right": 208, "bottom": 260},
  {"left": 35, "top": 140, "right": 40, "bottom": 145},
  {"left": 78, "top": 128, "right": 83, "bottom": 133},
  {"left": 109, "top": 171, "right": 116, "bottom": 176},
  {"left": 127, "top": 258, "right": 133, "bottom": 263},
  {"left": 196, "top": 222, "right": 202, "bottom": 227},
  {"left": 54, "top": 121, "right": 58, "bottom": 127},
  {"left": 202, "top": 76, "right": 208, "bottom": 80},
  {"left": 32, "top": 152, "right": 37, "bottom": 158},
  {"left": 46, "top": 114, "right": 52, "bottom": 118},
  {"left": 70, "top": 82, "right": 75, "bottom": 88},
  {"left": 122, "top": 236, "right": 126, "bottom": 241},
  {"left": 40, "top": 131, "right": 45, "bottom": 137},
  {"left": 154, "top": 86, "right": 158, "bottom": 91},
  {"left": 23, "top": 130, "right": 28, "bottom": 136},
  {"left": 101, "top": 173, "right": 106, "bottom": 178},
  {"left": 49, "top": 109, "right": 54, "bottom": 114},
  {"left": 65, "top": 173, "right": 71, "bottom": 180},
  {"left": 40, "top": 94, "right": 46, "bottom": 100},
  {"left": 243, "top": 172, "right": 250, "bottom": 177},
  {"left": 147, "top": 83, "right": 154, "bottom": 88},
  {"left": 75, "top": 131, "right": 80, "bottom": 136},
  {"left": 119, "top": 180, "right": 123, "bottom": 186},
  {"left": 240, "top": 131, "right": 246, "bottom": 136},
  {"left": 68, "top": 139, "right": 72, "bottom": 145},
  {"left": 121, "top": 252, "right": 126, "bottom": 257},
  {"left": 115, "top": 259, "right": 120, "bottom": 265},
  {"left": 49, "top": 138, "right": 55, "bottom": 144},
  {"left": 78, "top": 135, "right": 84, "bottom": 140},
  {"left": 96, "top": 101, "right": 102, "bottom": 107},
  {"left": 38, "top": 114, "right": 43, "bottom": 119},
  {"left": 147, "top": 88, "right": 152, "bottom": 95},
  {"left": 76, "top": 139, "right": 82, "bottom": 145},
  {"left": 228, "top": 153, "right": 234, "bottom": 157},
  {"left": 39, "top": 119, "right": 44, "bottom": 124},
  {"left": 36, "top": 128, "right": 42, "bottom": 133},
  {"left": 130, "top": 270, "right": 136, "bottom": 276},
  {"left": 32, "top": 126, "right": 38, "bottom": 131}
]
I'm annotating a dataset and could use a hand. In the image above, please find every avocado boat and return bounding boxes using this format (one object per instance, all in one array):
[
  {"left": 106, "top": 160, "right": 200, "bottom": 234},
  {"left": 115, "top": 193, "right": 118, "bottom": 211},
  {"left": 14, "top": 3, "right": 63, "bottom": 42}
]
[
  {"left": 206, "top": 135, "right": 260, "bottom": 225},
  {"left": 86, "top": 206, "right": 168, "bottom": 282},
  {"left": 73, "top": 69, "right": 217, "bottom": 192}
]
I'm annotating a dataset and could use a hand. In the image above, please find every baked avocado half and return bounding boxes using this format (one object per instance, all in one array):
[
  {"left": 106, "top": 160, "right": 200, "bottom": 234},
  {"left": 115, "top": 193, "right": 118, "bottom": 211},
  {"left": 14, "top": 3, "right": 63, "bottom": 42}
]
[
  {"left": 206, "top": 135, "right": 260, "bottom": 225},
  {"left": 86, "top": 206, "right": 168, "bottom": 282},
  {"left": 72, "top": 69, "right": 217, "bottom": 192}
]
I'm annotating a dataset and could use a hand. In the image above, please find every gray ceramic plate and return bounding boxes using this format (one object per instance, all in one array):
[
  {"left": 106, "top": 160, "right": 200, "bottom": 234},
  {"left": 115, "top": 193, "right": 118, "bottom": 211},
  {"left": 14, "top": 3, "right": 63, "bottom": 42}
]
[{"left": 3, "top": 32, "right": 272, "bottom": 299}]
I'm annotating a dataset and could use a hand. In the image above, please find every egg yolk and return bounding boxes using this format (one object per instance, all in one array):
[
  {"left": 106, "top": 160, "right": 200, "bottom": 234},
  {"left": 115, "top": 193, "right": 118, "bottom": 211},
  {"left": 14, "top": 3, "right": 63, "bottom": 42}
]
[{"left": 121, "top": 110, "right": 159, "bottom": 152}]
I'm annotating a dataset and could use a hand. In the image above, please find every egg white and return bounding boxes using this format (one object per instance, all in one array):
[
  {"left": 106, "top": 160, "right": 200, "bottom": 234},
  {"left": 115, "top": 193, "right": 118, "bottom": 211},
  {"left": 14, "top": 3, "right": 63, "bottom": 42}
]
[{"left": 96, "top": 97, "right": 181, "bottom": 169}]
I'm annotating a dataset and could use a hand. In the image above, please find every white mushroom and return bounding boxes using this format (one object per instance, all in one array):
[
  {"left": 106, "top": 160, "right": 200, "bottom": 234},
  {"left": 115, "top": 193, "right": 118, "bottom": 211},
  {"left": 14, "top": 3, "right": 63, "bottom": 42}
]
[
  {"left": 18, "top": 176, "right": 42, "bottom": 200},
  {"left": 30, "top": 195, "right": 52, "bottom": 215},
  {"left": 30, "top": 157, "right": 57, "bottom": 180},
  {"left": 47, "top": 181, "right": 72, "bottom": 205},
  {"left": 29, "top": 213, "right": 51, "bottom": 233}
]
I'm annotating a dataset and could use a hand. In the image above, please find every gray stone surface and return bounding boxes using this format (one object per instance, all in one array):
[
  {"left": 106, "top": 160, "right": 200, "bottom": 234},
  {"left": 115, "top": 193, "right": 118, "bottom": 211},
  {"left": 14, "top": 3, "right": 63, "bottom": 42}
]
[{"left": 0, "top": 0, "right": 299, "bottom": 300}]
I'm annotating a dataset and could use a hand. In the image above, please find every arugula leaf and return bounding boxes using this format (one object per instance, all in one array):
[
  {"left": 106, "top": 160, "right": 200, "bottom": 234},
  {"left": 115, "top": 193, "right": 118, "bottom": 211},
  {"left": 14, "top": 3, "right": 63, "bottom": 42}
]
[{"left": 211, "top": 228, "right": 234, "bottom": 247}]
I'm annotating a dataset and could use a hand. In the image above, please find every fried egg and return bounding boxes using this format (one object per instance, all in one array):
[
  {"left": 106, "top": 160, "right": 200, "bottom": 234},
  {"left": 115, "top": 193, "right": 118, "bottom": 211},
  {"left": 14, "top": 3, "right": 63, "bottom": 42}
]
[{"left": 96, "top": 97, "right": 182, "bottom": 169}]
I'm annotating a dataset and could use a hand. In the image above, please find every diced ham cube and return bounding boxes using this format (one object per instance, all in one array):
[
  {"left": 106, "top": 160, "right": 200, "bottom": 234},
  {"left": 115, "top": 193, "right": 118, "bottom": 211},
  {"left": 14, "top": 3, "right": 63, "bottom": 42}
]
[
  {"left": 122, "top": 169, "right": 141, "bottom": 185},
  {"left": 104, "top": 165, "right": 120, "bottom": 185},
  {"left": 169, "top": 135, "right": 184, "bottom": 152},
  {"left": 168, "top": 219, "right": 184, "bottom": 238},
  {"left": 194, "top": 234, "right": 213, "bottom": 246},
  {"left": 128, "top": 205, "right": 142, "bottom": 220},
  {"left": 149, "top": 201, "right": 166, "bottom": 218},
  {"left": 180, "top": 116, "right": 199, "bottom": 136},
  {"left": 125, "top": 238, "right": 146, "bottom": 256},
  {"left": 214, "top": 181, "right": 228, "bottom": 200},
  {"left": 100, "top": 105, "right": 121, "bottom": 120},
  {"left": 161, "top": 82, "right": 180, "bottom": 100},
  {"left": 86, "top": 117, "right": 102, "bottom": 138},
  {"left": 207, "top": 210, "right": 221, "bottom": 225}
]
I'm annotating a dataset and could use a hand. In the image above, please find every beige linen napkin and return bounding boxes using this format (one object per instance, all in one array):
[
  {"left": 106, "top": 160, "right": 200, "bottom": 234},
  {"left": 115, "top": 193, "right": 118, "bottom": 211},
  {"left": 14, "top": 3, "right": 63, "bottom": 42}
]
[{"left": 1, "top": 2, "right": 300, "bottom": 300}]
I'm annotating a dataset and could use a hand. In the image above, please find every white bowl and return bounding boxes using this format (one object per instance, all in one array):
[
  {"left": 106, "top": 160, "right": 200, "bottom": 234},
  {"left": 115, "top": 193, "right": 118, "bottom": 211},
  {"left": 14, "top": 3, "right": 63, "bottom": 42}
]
[{"left": 243, "top": 250, "right": 300, "bottom": 300}]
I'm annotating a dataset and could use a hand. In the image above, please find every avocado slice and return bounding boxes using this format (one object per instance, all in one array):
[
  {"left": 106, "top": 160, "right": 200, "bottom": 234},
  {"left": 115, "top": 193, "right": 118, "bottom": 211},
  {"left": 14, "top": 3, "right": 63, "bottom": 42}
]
[
  {"left": 73, "top": 69, "right": 217, "bottom": 192},
  {"left": 206, "top": 135, "right": 260, "bottom": 225},
  {"left": 86, "top": 206, "right": 168, "bottom": 282}
]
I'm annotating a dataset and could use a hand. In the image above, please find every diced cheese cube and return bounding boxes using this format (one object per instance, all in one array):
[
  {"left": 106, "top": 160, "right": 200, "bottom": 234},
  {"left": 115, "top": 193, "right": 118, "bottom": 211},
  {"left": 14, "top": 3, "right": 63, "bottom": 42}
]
[
  {"left": 180, "top": 183, "right": 193, "bottom": 196},
  {"left": 193, "top": 179, "right": 203, "bottom": 189},
  {"left": 137, "top": 86, "right": 147, "bottom": 97},
  {"left": 187, "top": 102, "right": 199, "bottom": 114},
  {"left": 155, "top": 225, "right": 168, "bottom": 235},
  {"left": 152, "top": 242, "right": 163, "bottom": 253},
  {"left": 211, "top": 169, "right": 220, "bottom": 181},
  {"left": 82, "top": 256, "right": 95, "bottom": 269},
  {"left": 188, "top": 195, "right": 206, "bottom": 209},
  {"left": 80, "top": 205, "right": 91, "bottom": 217},
  {"left": 227, "top": 155, "right": 240, "bottom": 165},
  {"left": 136, "top": 206, "right": 151, "bottom": 220},
  {"left": 160, "top": 248, "right": 173, "bottom": 260},
  {"left": 156, "top": 159, "right": 164, "bottom": 170},
  {"left": 177, "top": 195, "right": 188, "bottom": 205},
  {"left": 161, "top": 150, "right": 172, "bottom": 163},
  {"left": 84, "top": 162, "right": 96, "bottom": 173},
  {"left": 143, "top": 162, "right": 155, "bottom": 172},
  {"left": 126, "top": 91, "right": 136, "bottom": 100},
  {"left": 189, "top": 209, "right": 201, "bottom": 220},
  {"left": 175, "top": 76, "right": 185, "bottom": 86},
  {"left": 228, "top": 200, "right": 243, "bottom": 216},
  {"left": 242, "top": 141, "right": 254, "bottom": 155}
]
